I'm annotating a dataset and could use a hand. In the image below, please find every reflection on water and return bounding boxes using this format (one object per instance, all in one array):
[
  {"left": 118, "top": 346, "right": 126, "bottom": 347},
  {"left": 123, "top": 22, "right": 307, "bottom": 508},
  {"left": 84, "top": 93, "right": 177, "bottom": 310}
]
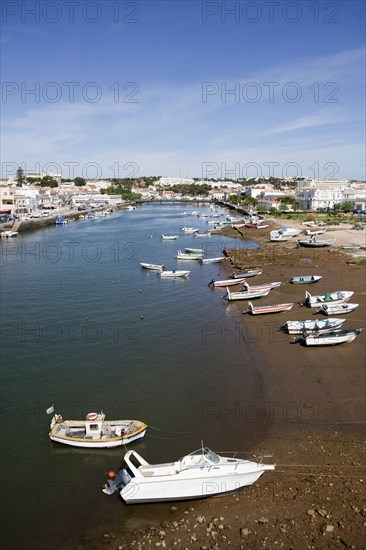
[{"left": 0, "top": 204, "right": 268, "bottom": 549}]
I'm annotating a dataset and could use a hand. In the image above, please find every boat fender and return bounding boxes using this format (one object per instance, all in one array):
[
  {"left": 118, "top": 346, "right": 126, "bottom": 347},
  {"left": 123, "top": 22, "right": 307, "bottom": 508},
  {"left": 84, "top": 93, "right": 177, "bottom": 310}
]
[{"left": 86, "top": 412, "right": 98, "bottom": 422}]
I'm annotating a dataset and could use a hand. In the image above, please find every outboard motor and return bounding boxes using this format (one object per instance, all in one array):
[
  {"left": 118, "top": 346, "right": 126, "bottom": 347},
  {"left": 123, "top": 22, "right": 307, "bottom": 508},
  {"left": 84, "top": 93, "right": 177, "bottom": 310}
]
[{"left": 102, "top": 469, "right": 132, "bottom": 495}]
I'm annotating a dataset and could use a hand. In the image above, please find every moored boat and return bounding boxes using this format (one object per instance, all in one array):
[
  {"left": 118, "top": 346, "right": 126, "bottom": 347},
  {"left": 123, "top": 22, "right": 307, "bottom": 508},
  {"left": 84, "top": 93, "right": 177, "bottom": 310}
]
[
  {"left": 102, "top": 447, "right": 275, "bottom": 503},
  {"left": 181, "top": 227, "right": 199, "bottom": 233},
  {"left": 194, "top": 231, "right": 211, "bottom": 237},
  {"left": 231, "top": 269, "right": 263, "bottom": 279},
  {"left": 49, "top": 412, "right": 147, "bottom": 448},
  {"left": 159, "top": 270, "right": 190, "bottom": 278},
  {"left": 176, "top": 250, "right": 203, "bottom": 260},
  {"left": 140, "top": 262, "right": 165, "bottom": 271},
  {"left": 208, "top": 277, "right": 246, "bottom": 288},
  {"left": 297, "top": 238, "right": 336, "bottom": 247},
  {"left": 289, "top": 275, "right": 322, "bottom": 284},
  {"left": 55, "top": 216, "right": 68, "bottom": 225},
  {"left": 283, "top": 318, "right": 346, "bottom": 334},
  {"left": 244, "top": 302, "right": 293, "bottom": 315},
  {"left": 297, "top": 328, "right": 362, "bottom": 346},
  {"left": 0, "top": 230, "right": 18, "bottom": 238},
  {"left": 161, "top": 235, "right": 178, "bottom": 240},
  {"left": 200, "top": 257, "right": 225, "bottom": 264},
  {"left": 303, "top": 290, "right": 354, "bottom": 308},
  {"left": 185, "top": 247, "right": 204, "bottom": 254},
  {"left": 241, "top": 281, "right": 281, "bottom": 291},
  {"left": 317, "top": 303, "right": 359, "bottom": 316},
  {"left": 225, "top": 287, "right": 271, "bottom": 301}
]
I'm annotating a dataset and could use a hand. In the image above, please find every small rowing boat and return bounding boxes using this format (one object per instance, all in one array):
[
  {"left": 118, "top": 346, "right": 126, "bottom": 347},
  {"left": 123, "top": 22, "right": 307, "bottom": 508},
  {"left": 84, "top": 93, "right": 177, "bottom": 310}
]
[
  {"left": 231, "top": 269, "right": 263, "bottom": 279},
  {"left": 225, "top": 287, "right": 271, "bottom": 301},
  {"left": 297, "top": 328, "right": 362, "bottom": 346},
  {"left": 244, "top": 302, "right": 293, "bottom": 315},
  {"left": 176, "top": 250, "right": 203, "bottom": 260},
  {"left": 297, "top": 238, "right": 336, "bottom": 247},
  {"left": 290, "top": 275, "right": 322, "bottom": 284},
  {"left": 283, "top": 318, "right": 346, "bottom": 334},
  {"left": 208, "top": 278, "right": 246, "bottom": 288},
  {"left": 303, "top": 290, "right": 354, "bottom": 308},
  {"left": 161, "top": 234, "right": 178, "bottom": 240},
  {"left": 159, "top": 270, "right": 190, "bottom": 278},
  {"left": 200, "top": 257, "right": 225, "bottom": 264},
  {"left": 242, "top": 281, "right": 281, "bottom": 291},
  {"left": 140, "top": 262, "right": 165, "bottom": 271},
  {"left": 316, "top": 303, "right": 359, "bottom": 315},
  {"left": 181, "top": 227, "right": 199, "bottom": 233},
  {"left": 185, "top": 248, "right": 204, "bottom": 254}
]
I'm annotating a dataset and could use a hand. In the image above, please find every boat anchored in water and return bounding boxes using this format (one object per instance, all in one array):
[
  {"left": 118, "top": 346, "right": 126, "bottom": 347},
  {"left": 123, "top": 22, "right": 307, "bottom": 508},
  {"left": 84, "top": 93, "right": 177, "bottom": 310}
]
[
  {"left": 102, "top": 446, "right": 275, "bottom": 503},
  {"left": 49, "top": 412, "right": 147, "bottom": 448},
  {"left": 140, "top": 262, "right": 165, "bottom": 271},
  {"left": 159, "top": 270, "right": 190, "bottom": 278}
]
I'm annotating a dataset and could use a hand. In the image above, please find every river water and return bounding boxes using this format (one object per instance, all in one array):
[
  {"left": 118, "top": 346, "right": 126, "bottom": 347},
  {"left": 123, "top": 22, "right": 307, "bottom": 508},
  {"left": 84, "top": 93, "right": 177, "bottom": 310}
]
[{"left": 0, "top": 203, "right": 269, "bottom": 549}]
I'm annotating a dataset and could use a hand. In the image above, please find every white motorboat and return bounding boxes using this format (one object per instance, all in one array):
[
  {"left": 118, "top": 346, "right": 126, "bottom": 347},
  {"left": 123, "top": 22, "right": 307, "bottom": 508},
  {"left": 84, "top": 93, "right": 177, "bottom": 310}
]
[
  {"left": 140, "top": 262, "right": 165, "bottom": 271},
  {"left": 161, "top": 235, "right": 178, "bottom": 240},
  {"left": 185, "top": 247, "right": 204, "bottom": 254},
  {"left": 49, "top": 412, "right": 147, "bottom": 448},
  {"left": 283, "top": 318, "right": 346, "bottom": 335},
  {"left": 298, "top": 328, "right": 362, "bottom": 346},
  {"left": 176, "top": 250, "right": 203, "bottom": 260},
  {"left": 159, "top": 270, "right": 190, "bottom": 278},
  {"left": 306, "top": 229, "right": 326, "bottom": 236},
  {"left": 102, "top": 447, "right": 275, "bottom": 503},
  {"left": 317, "top": 303, "right": 359, "bottom": 316},
  {"left": 225, "top": 287, "right": 271, "bottom": 301},
  {"left": 303, "top": 290, "right": 354, "bottom": 308}
]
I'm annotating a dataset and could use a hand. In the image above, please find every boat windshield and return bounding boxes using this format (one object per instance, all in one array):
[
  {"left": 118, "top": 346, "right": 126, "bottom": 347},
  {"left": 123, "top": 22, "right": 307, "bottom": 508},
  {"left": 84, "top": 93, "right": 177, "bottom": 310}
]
[{"left": 184, "top": 448, "right": 220, "bottom": 464}]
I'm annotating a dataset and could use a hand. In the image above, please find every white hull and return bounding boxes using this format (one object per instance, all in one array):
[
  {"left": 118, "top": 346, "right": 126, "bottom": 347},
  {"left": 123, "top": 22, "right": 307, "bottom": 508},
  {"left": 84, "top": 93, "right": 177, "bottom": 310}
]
[
  {"left": 122, "top": 469, "right": 266, "bottom": 503},
  {"left": 200, "top": 257, "right": 225, "bottom": 264},
  {"left": 225, "top": 288, "right": 271, "bottom": 301},
  {"left": 50, "top": 430, "right": 146, "bottom": 448},
  {"left": 161, "top": 235, "right": 178, "bottom": 240},
  {"left": 113, "top": 448, "right": 274, "bottom": 504},
  {"left": 317, "top": 303, "right": 359, "bottom": 315},
  {"left": 285, "top": 318, "right": 346, "bottom": 334},
  {"left": 304, "top": 290, "right": 354, "bottom": 308},
  {"left": 209, "top": 278, "right": 245, "bottom": 287},
  {"left": 141, "top": 263, "right": 165, "bottom": 271},
  {"left": 246, "top": 302, "right": 293, "bottom": 315},
  {"left": 49, "top": 415, "right": 147, "bottom": 448},
  {"left": 159, "top": 270, "right": 190, "bottom": 278},
  {"left": 304, "top": 330, "right": 361, "bottom": 346}
]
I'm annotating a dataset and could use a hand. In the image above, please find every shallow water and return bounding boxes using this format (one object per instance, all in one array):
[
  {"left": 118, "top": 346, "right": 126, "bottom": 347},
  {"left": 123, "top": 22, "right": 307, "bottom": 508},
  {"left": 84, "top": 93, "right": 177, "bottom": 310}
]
[{"left": 0, "top": 203, "right": 268, "bottom": 549}]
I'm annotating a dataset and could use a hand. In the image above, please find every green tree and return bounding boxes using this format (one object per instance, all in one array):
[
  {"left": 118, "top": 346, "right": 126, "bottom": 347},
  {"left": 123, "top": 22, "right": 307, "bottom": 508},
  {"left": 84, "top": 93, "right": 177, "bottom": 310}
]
[
  {"left": 74, "top": 177, "right": 87, "bottom": 186},
  {"left": 36, "top": 175, "right": 58, "bottom": 188},
  {"left": 16, "top": 167, "right": 25, "bottom": 186},
  {"left": 341, "top": 201, "right": 353, "bottom": 213}
]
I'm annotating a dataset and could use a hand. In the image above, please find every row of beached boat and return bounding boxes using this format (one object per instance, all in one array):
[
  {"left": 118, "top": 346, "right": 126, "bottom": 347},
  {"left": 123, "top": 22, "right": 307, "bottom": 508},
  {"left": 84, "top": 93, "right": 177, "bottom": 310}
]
[{"left": 208, "top": 266, "right": 361, "bottom": 345}]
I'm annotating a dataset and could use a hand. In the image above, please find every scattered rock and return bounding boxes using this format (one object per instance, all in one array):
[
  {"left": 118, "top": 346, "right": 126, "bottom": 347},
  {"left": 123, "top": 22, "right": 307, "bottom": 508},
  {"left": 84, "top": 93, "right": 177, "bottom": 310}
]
[
  {"left": 240, "top": 527, "right": 250, "bottom": 538},
  {"left": 170, "top": 506, "right": 178, "bottom": 514}
]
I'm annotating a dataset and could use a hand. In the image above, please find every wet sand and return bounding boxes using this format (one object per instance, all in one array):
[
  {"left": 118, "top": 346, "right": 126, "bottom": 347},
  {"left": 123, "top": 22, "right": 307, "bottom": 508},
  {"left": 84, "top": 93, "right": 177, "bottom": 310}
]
[{"left": 81, "top": 223, "right": 365, "bottom": 550}]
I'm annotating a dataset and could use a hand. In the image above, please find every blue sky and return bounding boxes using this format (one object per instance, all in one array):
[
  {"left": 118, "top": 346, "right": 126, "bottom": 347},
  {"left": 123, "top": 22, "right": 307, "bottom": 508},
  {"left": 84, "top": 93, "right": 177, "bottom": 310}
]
[{"left": 1, "top": 0, "right": 365, "bottom": 180}]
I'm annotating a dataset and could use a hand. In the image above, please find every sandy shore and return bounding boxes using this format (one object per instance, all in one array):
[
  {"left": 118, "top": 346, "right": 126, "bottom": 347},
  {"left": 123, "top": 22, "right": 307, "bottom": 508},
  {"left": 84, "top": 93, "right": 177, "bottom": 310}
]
[{"left": 80, "top": 220, "right": 365, "bottom": 550}]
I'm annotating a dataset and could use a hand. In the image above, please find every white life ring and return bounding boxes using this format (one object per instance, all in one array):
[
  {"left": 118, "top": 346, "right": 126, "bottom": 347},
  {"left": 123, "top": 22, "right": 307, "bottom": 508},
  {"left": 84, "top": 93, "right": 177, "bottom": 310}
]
[{"left": 86, "top": 412, "right": 98, "bottom": 422}]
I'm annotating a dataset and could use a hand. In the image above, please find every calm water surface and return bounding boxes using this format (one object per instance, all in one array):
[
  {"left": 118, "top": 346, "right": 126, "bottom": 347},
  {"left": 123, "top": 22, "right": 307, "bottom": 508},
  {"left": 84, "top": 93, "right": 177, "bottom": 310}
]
[{"left": 0, "top": 203, "right": 268, "bottom": 549}]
